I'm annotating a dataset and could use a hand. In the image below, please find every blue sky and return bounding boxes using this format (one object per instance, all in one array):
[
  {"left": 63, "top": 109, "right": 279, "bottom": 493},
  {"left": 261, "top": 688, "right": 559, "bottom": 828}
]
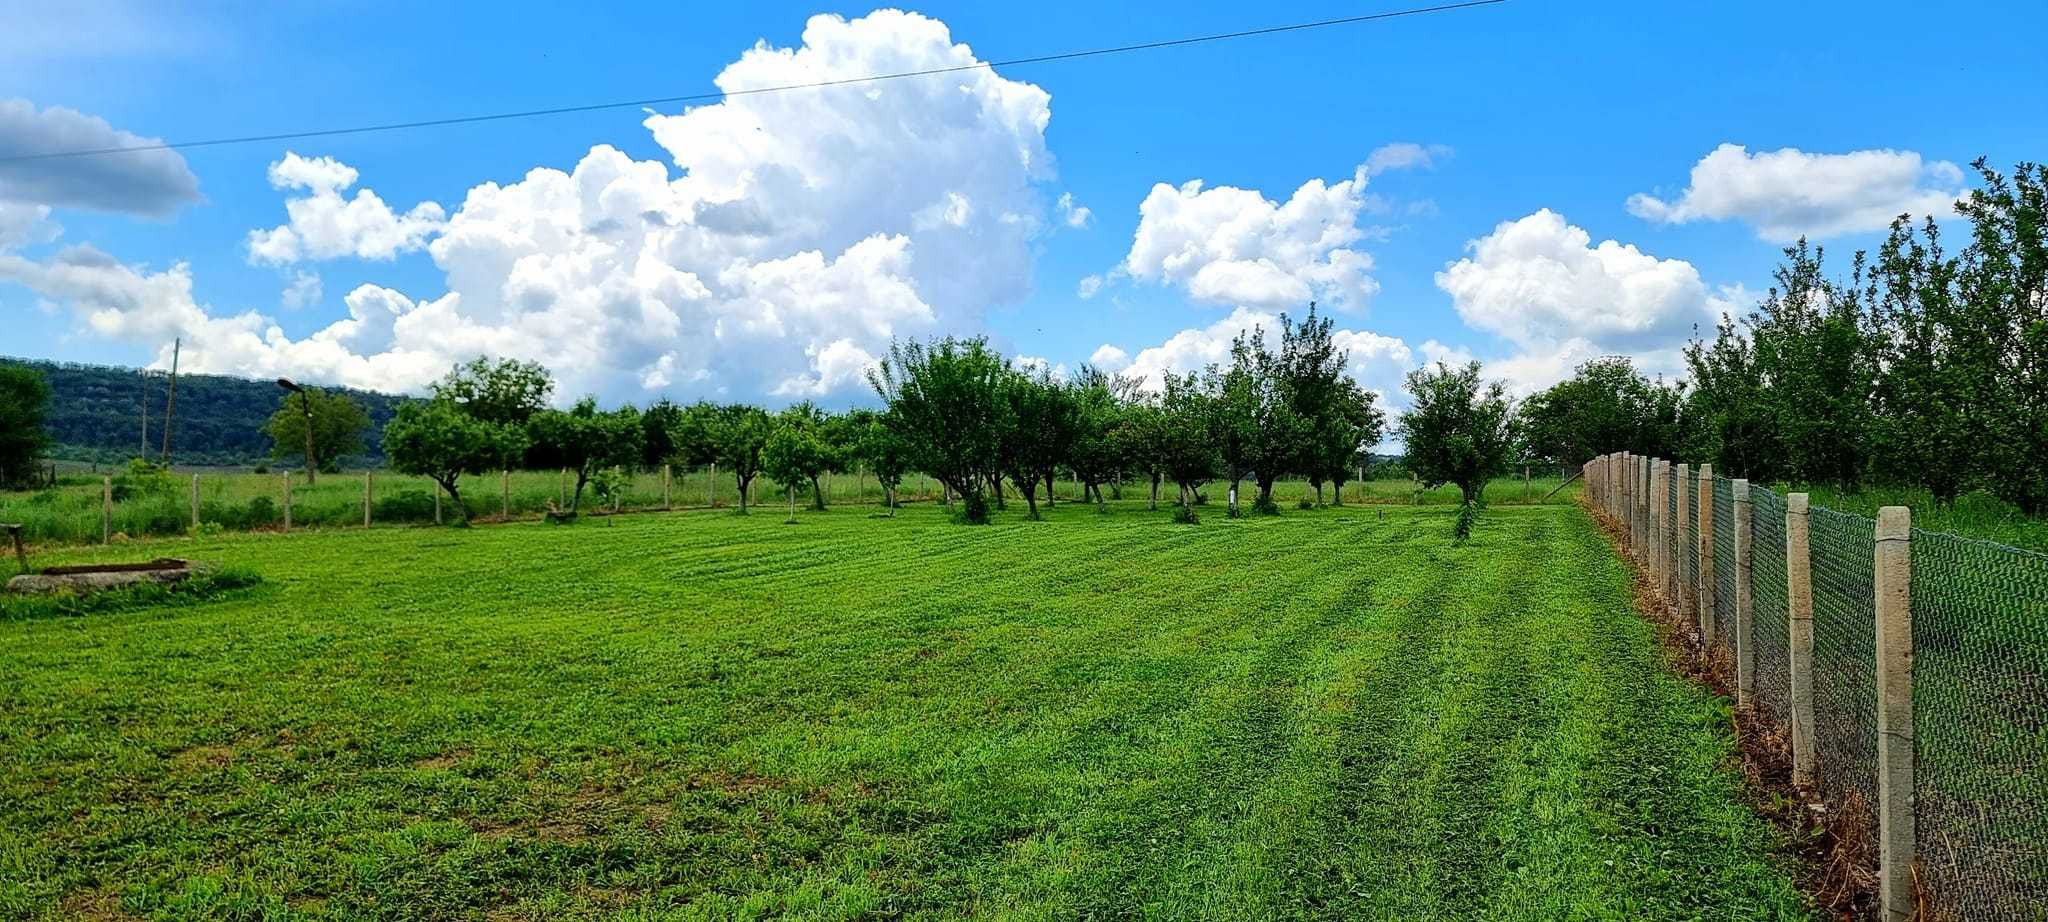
[{"left": 4, "top": 0, "right": 2044, "bottom": 409}]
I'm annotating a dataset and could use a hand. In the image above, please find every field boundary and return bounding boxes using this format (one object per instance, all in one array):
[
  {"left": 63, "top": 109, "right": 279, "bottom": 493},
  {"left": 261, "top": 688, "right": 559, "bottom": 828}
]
[{"left": 1580, "top": 492, "right": 1875, "bottom": 919}]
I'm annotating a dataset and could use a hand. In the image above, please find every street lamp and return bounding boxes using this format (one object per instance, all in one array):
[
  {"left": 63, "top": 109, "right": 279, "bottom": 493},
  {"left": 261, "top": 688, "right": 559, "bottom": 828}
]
[{"left": 276, "top": 378, "right": 318, "bottom": 485}]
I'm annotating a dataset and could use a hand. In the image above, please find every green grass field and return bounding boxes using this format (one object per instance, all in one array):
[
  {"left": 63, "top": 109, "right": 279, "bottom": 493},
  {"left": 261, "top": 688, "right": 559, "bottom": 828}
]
[
  {"left": 0, "top": 501, "right": 1811, "bottom": 920},
  {"left": 0, "top": 468, "right": 1580, "bottom": 548}
]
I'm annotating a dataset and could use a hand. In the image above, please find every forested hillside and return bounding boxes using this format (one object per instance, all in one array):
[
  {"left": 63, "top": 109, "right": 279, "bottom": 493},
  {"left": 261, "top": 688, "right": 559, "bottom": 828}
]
[{"left": 1, "top": 357, "right": 410, "bottom": 467}]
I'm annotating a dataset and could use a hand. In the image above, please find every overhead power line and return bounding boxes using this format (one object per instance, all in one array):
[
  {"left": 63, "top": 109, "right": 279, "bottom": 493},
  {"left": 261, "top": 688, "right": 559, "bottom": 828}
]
[{"left": 3, "top": 0, "right": 1506, "bottom": 163}]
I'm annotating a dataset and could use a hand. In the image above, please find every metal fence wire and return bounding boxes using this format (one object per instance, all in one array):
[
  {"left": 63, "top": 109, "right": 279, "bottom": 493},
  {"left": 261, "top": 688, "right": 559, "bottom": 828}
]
[
  {"left": 1910, "top": 529, "right": 2048, "bottom": 919},
  {"left": 1804, "top": 505, "right": 1881, "bottom": 843},
  {"left": 1750, "top": 487, "right": 1791, "bottom": 724},
  {"left": 1685, "top": 480, "right": 1700, "bottom": 604},
  {"left": 1713, "top": 476, "right": 1736, "bottom": 651},
  {"left": 1593, "top": 456, "right": 2048, "bottom": 919}
]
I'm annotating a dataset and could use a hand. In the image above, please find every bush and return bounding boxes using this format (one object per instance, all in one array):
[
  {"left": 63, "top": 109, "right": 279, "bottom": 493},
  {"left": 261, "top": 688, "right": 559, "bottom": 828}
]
[
  {"left": 1297, "top": 498, "right": 1316, "bottom": 510},
  {"left": 253, "top": 464, "right": 270, "bottom": 474},
  {"left": 1253, "top": 496, "right": 1280, "bottom": 516},
  {"left": 373, "top": 490, "right": 438, "bottom": 523},
  {"left": 1171, "top": 505, "right": 1200, "bottom": 525},
  {"left": 1455, "top": 500, "right": 1478, "bottom": 542}
]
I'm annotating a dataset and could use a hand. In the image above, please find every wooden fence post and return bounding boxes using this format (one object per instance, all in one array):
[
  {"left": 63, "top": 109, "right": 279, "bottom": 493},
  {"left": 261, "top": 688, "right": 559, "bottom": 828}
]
[
  {"left": 364, "top": 472, "right": 373, "bottom": 527},
  {"left": 663, "top": 464, "right": 672, "bottom": 511},
  {"left": 1874, "top": 507, "right": 1915, "bottom": 921},
  {"left": 101, "top": 475, "right": 112, "bottom": 544},
  {"left": 1732, "top": 479, "right": 1754, "bottom": 706},
  {"left": 282, "top": 471, "right": 293, "bottom": 532},
  {"left": 1698, "top": 463, "right": 1715, "bottom": 644},
  {"left": 1786, "top": 492, "right": 1815, "bottom": 787},
  {"left": 190, "top": 474, "right": 201, "bottom": 531}
]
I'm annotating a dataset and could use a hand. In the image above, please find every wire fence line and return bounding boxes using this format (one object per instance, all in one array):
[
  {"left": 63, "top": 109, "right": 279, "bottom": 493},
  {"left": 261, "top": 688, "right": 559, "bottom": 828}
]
[{"left": 1585, "top": 452, "right": 2048, "bottom": 922}]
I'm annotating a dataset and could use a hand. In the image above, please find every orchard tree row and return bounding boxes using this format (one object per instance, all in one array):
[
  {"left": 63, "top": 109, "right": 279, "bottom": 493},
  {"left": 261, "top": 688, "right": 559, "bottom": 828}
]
[
  {"left": 374, "top": 305, "right": 1524, "bottom": 525},
  {"left": 1518, "top": 160, "right": 2046, "bottom": 513}
]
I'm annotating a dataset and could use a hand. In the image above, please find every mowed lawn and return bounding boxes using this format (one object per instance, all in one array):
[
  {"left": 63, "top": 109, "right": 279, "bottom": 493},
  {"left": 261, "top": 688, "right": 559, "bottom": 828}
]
[{"left": 0, "top": 502, "right": 1811, "bottom": 920}]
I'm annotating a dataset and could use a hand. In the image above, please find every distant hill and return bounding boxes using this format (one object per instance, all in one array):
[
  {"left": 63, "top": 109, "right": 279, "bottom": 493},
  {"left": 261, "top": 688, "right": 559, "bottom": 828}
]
[{"left": 2, "top": 356, "right": 412, "bottom": 467}]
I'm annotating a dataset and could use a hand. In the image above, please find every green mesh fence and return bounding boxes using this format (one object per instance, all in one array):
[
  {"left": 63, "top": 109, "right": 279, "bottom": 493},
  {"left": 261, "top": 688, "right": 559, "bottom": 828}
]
[
  {"left": 1684, "top": 477, "right": 1700, "bottom": 619},
  {"left": 1750, "top": 487, "right": 1790, "bottom": 724},
  {"left": 1593, "top": 458, "right": 2048, "bottom": 918},
  {"left": 1805, "top": 506, "right": 1881, "bottom": 848},
  {"left": 1911, "top": 529, "right": 2048, "bottom": 918},
  {"left": 1712, "top": 476, "right": 1736, "bottom": 651}
]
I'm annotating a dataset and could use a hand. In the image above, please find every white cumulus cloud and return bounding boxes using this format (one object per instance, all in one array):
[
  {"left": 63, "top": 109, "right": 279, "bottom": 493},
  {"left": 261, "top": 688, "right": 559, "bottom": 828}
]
[
  {"left": 19, "top": 11, "right": 1060, "bottom": 401},
  {"left": 1626, "top": 143, "right": 1963, "bottom": 242},
  {"left": 0, "top": 98, "right": 199, "bottom": 217},
  {"left": 1436, "top": 209, "right": 1736, "bottom": 354},
  {"left": 1121, "top": 164, "right": 1380, "bottom": 312},
  {"left": 1057, "top": 192, "right": 1092, "bottom": 229},
  {"left": 246, "top": 152, "right": 447, "bottom": 264}
]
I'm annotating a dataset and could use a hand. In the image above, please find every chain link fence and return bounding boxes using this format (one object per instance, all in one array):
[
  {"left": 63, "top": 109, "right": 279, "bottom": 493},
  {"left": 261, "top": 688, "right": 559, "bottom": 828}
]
[
  {"left": 1911, "top": 529, "right": 2048, "bottom": 919},
  {"left": 1751, "top": 487, "right": 1791, "bottom": 727},
  {"left": 1713, "top": 475, "right": 1736, "bottom": 651},
  {"left": 1586, "top": 454, "right": 2048, "bottom": 920}
]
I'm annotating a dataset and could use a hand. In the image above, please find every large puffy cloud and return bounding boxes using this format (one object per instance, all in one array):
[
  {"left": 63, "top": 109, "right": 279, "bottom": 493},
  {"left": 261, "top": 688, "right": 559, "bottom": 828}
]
[
  {"left": 0, "top": 98, "right": 200, "bottom": 217},
  {"left": 1121, "top": 165, "right": 1380, "bottom": 311},
  {"left": 1627, "top": 144, "right": 1962, "bottom": 242},
  {"left": 16, "top": 11, "right": 1056, "bottom": 400},
  {"left": 1437, "top": 209, "right": 1736, "bottom": 353},
  {"left": 1429, "top": 209, "right": 1740, "bottom": 394},
  {"left": 246, "top": 152, "right": 447, "bottom": 264}
]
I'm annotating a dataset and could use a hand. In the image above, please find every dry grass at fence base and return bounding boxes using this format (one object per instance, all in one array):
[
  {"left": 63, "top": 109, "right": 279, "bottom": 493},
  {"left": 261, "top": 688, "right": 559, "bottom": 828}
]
[{"left": 1584, "top": 499, "right": 1882, "bottom": 920}]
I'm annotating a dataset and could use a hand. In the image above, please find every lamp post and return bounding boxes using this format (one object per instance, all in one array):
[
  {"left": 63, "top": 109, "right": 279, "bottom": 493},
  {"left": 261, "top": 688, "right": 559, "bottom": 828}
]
[{"left": 276, "top": 378, "right": 318, "bottom": 485}]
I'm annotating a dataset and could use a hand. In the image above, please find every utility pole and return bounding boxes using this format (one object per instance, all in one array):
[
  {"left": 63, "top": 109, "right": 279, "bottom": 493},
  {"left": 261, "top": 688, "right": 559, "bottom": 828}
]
[
  {"left": 139, "top": 367, "right": 149, "bottom": 458},
  {"left": 160, "top": 338, "right": 180, "bottom": 466}
]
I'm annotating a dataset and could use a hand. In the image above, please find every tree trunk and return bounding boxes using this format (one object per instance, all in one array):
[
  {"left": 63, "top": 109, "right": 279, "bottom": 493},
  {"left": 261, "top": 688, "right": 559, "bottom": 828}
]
[
  {"left": 1149, "top": 474, "right": 1160, "bottom": 510},
  {"left": 1045, "top": 472, "right": 1056, "bottom": 508},
  {"left": 1256, "top": 476, "right": 1277, "bottom": 509},
  {"left": 1331, "top": 479, "right": 1345, "bottom": 507},
  {"left": 1229, "top": 476, "right": 1243, "bottom": 515},
  {"left": 809, "top": 474, "right": 826, "bottom": 511},
  {"left": 1314, "top": 482, "right": 1324, "bottom": 506},
  {"left": 787, "top": 484, "right": 796, "bottom": 521},
  {"left": 1022, "top": 479, "right": 1039, "bottom": 519},
  {"left": 442, "top": 478, "right": 467, "bottom": 523},
  {"left": 886, "top": 484, "right": 897, "bottom": 515},
  {"left": 991, "top": 473, "right": 1006, "bottom": 510},
  {"left": 570, "top": 466, "right": 589, "bottom": 514},
  {"left": 736, "top": 473, "right": 751, "bottom": 513}
]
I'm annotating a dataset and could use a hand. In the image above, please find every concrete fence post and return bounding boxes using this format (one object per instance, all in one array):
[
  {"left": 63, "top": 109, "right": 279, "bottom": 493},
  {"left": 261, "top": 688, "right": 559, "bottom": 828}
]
[
  {"left": 101, "top": 475, "right": 112, "bottom": 544},
  {"left": 1636, "top": 455, "right": 1649, "bottom": 554},
  {"left": 1874, "top": 506, "right": 1916, "bottom": 921},
  {"left": 1732, "top": 479, "right": 1754, "bottom": 706},
  {"left": 663, "top": 464, "right": 672, "bottom": 511},
  {"left": 1787, "top": 493, "right": 1815, "bottom": 787},
  {"left": 1674, "top": 463, "right": 1691, "bottom": 612},
  {"left": 364, "top": 472, "right": 373, "bottom": 527},
  {"left": 1698, "top": 463, "right": 1716, "bottom": 644},
  {"left": 1650, "top": 461, "right": 1666, "bottom": 590},
  {"left": 558, "top": 468, "right": 567, "bottom": 507},
  {"left": 501, "top": 469, "right": 511, "bottom": 520},
  {"left": 282, "top": 471, "right": 293, "bottom": 532},
  {"left": 709, "top": 462, "right": 718, "bottom": 507},
  {"left": 190, "top": 474, "right": 201, "bottom": 531}
]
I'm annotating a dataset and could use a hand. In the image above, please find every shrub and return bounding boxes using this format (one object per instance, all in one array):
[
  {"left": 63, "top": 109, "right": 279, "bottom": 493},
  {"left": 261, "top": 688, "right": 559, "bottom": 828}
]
[
  {"left": 1171, "top": 505, "right": 1200, "bottom": 525},
  {"left": 1297, "top": 498, "right": 1316, "bottom": 510},
  {"left": 373, "top": 490, "right": 438, "bottom": 523}
]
